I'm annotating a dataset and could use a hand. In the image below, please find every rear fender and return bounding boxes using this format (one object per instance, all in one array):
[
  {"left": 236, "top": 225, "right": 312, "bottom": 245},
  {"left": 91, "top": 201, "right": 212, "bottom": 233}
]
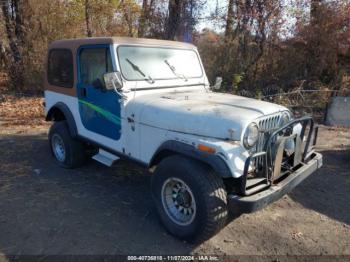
[{"left": 46, "top": 102, "right": 78, "bottom": 138}]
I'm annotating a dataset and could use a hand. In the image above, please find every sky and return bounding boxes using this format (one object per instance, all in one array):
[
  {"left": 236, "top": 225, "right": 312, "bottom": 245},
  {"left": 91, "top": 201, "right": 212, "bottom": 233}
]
[
  {"left": 197, "top": 0, "right": 227, "bottom": 32},
  {"left": 196, "top": 0, "right": 310, "bottom": 38}
]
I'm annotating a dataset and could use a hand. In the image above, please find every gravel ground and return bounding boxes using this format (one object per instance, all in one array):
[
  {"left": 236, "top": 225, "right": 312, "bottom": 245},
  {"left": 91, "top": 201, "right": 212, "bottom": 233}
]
[{"left": 0, "top": 123, "right": 349, "bottom": 259}]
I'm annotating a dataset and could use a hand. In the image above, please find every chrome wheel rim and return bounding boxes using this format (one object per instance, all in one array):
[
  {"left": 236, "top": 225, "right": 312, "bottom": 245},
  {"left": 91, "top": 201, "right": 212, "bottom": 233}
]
[
  {"left": 51, "top": 134, "right": 66, "bottom": 162},
  {"left": 161, "top": 177, "right": 196, "bottom": 226}
]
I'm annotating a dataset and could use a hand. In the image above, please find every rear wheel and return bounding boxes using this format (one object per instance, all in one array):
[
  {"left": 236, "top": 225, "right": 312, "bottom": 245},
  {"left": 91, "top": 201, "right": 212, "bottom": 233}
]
[
  {"left": 151, "top": 155, "right": 228, "bottom": 242},
  {"left": 49, "top": 121, "right": 86, "bottom": 168}
]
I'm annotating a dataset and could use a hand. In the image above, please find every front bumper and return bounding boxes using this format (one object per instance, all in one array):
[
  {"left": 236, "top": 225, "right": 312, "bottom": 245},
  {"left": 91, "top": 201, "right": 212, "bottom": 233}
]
[{"left": 228, "top": 152, "right": 322, "bottom": 213}]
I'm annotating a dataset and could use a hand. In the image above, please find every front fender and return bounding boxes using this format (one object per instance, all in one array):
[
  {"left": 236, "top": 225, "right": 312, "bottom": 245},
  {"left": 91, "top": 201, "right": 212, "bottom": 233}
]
[{"left": 149, "top": 140, "right": 232, "bottom": 178}]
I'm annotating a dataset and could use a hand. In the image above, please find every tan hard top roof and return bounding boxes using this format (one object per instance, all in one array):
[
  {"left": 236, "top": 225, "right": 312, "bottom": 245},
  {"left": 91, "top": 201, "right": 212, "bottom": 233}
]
[{"left": 49, "top": 37, "right": 196, "bottom": 50}]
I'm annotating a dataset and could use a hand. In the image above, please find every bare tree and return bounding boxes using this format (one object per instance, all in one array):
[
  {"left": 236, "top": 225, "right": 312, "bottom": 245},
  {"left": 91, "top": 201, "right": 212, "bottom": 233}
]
[
  {"left": 165, "top": 0, "right": 182, "bottom": 40},
  {"left": 85, "top": 0, "right": 93, "bottom": 37},
  {"left": 311, "top": 0, "right": 322, "bottom": 26},
  {"left": 1, "top": 0, "right": 26, "bottom": 90},
  {"left": 0, "top": 41, "right": 7, "bottom": 70},
  {"left": 225, "top": 0, "right": 235, "bottom": 38},
  {"left": 138, "top": 0, "right": 148, "bottom": 37}
]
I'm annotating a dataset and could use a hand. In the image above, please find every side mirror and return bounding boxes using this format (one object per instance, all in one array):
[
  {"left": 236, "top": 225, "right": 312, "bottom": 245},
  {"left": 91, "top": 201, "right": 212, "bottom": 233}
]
[
  {"left": 213, "top": 77, "right": 222, "bottom": 90},
  {"left": 104, "top": 72, "right": 123, "bottom": 91}
]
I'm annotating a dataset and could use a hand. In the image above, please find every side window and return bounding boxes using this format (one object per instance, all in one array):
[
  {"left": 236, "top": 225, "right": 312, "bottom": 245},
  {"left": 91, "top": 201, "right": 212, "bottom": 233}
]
[
  {"left": 47, "top": 49, "right": 74, "bottom": 88},
  {"left": 79, "top": 48, "right": 113, "bottom": 87}
]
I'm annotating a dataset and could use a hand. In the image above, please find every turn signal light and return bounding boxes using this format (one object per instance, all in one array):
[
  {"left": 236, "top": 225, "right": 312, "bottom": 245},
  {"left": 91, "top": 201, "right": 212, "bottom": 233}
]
[{"left": 197, "top": 144, "right": 216, "bottom": 154}]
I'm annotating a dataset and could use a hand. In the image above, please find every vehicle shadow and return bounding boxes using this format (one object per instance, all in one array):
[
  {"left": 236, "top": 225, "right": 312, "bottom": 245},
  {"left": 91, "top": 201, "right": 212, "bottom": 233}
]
[
  {"left": 288, "top": 147, "right": 350, "bottom": 226},
  {"left": 0, "top": 134, "right": 195, "bottom": 255}
]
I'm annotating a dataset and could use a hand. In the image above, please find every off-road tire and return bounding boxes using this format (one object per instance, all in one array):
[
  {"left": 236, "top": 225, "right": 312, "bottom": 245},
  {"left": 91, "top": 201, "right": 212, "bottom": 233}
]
[
  {"left": 49, "top": 121, "right": 86, "bottom": 168},
  {"left": 151, "top": 155, "right": 228, "bottom": 242}
]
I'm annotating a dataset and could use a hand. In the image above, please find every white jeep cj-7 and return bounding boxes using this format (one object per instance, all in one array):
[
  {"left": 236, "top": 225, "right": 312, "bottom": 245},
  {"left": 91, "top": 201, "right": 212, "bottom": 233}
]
[{"left": 44, "top": 37, "right": 323, "bottom": 242}]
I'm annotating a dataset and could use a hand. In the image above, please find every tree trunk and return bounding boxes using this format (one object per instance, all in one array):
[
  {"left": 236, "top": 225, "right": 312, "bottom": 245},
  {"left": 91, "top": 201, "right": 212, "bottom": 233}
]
[
  {"left": 311, "top": 0, "right": 322, "bottom": 26},
  {"left": 1, "top": 0, "right": 25, "bottom": 90},
  {"left": 138, "top": 0, "right": 148, "bottom": 37},
  {"left": 13, "top": 0, "right": 25, "bottom": 44},
  {"left": 225, "top": 0, "right": 235, "bottom": 38},
  {"left": 165, "top": 0, "right": 182, "bottom": 40},
  {"left": 307, "top": 0, "right": 323, "bottom": 79},
  {"left": 85, "top": 0, "right": 93, "bottom": 37}
]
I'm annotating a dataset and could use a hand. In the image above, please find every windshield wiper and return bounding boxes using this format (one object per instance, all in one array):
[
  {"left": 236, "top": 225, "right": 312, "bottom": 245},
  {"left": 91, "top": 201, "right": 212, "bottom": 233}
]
[
  {"left": 125, "top": 58, "right": 154, "bottom": 84},
  {"left": 164, "top": 60, "right": 188, "bottom": 81}
]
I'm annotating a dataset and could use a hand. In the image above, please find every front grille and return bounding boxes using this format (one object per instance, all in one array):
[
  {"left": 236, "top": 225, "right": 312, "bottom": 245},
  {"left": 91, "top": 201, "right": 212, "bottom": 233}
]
[
  {"left": 241, "top": 116, "right": 315, "bottom": 196},
  {"left": 258, "top": 114, "right": 282, "bottom": 132},
  {"left": 253, "top": 114, "right": 282, "bottom": 170}
]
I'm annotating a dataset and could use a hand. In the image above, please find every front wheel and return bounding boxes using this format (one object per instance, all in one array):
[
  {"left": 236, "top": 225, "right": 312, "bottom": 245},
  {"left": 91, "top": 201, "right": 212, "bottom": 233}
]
[{"left": 151, "top": 155, "right": 228, "bottom": 242}]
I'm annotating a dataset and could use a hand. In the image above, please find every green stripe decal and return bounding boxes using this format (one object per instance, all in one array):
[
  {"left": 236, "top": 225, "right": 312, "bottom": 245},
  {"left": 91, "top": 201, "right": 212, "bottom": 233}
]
[{"left": 79, "top": 99, "right": 121, "bottom": 125}]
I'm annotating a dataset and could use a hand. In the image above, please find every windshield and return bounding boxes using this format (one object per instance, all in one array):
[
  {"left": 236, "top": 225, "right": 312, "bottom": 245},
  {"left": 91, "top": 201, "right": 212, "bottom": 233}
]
[{"left": 117, "top": 46, "right": 203, "bottom": 81}]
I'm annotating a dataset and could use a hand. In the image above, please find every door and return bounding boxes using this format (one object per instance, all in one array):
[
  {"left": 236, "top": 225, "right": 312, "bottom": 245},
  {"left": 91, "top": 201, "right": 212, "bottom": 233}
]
[{"left": 77, "top": 45, "right": 122, "bottom": 140}]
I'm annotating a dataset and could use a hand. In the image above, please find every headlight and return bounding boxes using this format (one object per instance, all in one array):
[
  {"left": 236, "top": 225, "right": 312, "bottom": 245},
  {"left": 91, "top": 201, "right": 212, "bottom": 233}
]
[
  {"left": 280, "top": 111, "right": 291, "bottom": 126},
  {"left": 243, "top": 123, "right": 259, "bottom": 149}
]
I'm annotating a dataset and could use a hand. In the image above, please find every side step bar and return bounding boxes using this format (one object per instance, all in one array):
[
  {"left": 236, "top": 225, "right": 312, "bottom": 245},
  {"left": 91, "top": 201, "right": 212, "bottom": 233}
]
[{"left": 92, "top": 149, "right": 120, "bottom": 167}]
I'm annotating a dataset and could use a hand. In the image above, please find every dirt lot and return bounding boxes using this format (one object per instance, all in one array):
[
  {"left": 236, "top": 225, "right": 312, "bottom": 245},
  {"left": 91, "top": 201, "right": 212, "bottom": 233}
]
[{"left": 0, "top": 96, "right": 349, "bottom": 258}]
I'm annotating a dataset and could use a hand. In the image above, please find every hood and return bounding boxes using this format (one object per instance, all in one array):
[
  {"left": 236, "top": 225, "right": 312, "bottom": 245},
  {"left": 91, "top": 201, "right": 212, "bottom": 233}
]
[{"left": 130, "top": 89, "right": 288, "bottom": 141}]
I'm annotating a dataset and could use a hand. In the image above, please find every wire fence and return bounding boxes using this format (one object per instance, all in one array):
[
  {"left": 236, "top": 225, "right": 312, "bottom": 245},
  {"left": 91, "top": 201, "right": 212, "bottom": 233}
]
[{"left": 236, "top": 88, "right": 346, "bottom": 123}]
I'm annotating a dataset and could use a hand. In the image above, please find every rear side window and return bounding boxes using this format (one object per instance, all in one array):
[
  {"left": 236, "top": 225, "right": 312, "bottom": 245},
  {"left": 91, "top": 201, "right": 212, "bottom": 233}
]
[{"left": 47, "top": 49, "right": 74, "bottom": 88}]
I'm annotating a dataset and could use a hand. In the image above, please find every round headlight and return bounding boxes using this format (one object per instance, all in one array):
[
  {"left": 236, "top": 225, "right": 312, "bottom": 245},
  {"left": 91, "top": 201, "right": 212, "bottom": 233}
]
[
  {"left": 243, "top": 123, "right": 259, "bottom": 149},
  {"left": 280, "top": 111, "right": 290, "bottom": 126}
]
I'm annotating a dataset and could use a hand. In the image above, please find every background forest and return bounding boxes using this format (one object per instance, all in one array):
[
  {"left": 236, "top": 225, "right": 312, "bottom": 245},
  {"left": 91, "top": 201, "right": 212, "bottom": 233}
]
[{"left": 0, "top": 0, "right": 349, "bottom": 106}]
